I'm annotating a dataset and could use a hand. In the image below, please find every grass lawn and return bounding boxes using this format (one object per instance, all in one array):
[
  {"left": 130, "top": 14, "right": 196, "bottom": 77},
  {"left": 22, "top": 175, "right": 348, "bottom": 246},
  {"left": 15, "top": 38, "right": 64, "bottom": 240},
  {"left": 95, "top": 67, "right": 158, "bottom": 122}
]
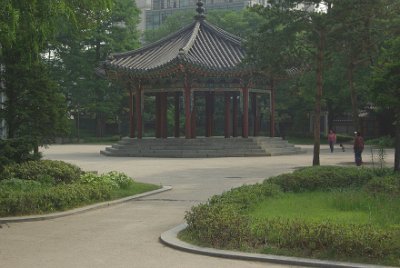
[
  {"left": 182, "top": 166, "right": 400, "bottom": 266},
  {"left": 110, "top": 181, "right": 160, "bottom": 200},
  {"left": 250, "top": 190, "right": 400, "bottom": 227},
  {"left": 0, "top": 178, "right": 161, "bottom": 217}
]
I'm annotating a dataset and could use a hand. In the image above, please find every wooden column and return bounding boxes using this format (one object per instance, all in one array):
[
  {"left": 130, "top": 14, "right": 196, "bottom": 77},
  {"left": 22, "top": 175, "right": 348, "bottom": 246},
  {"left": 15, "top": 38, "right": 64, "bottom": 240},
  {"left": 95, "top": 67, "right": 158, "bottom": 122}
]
[
  {"left": 270, "top": 82, "right": 275, "bottom": 137},
  {"left": 129, "top": 88, "right": 135, "bottom": 138},
  {"left": 184, "top": 76, "right": 192, "bottom": 139},
  {"left": 252, "top": 93, "right": 258, "bottom": 136},
  {"left": 191, "top": 93, "right": 196, "bottom": 138},
  {"left": 174, "top": 92, "right": 180, "bottom": 138},
  {"left": 160, "top": 92, "right": 168, "bottom": 138},
  {"left": 205, "top": 92, "right": 214, "bottom": 137},
  {"left": 136, "top": 84, "right": 143, "bottom": 139},
  {"left": 224, "top": 92, "right": 231, "bottom": 138},
  {"left": 155, "top": 93, "right": 161, "bottom": 138},
  {"left": 232, "top": 92, "right": 238, "bottom": 137},
  {"left": 242, "top": 87, "right": 249, "bottom": 138}
]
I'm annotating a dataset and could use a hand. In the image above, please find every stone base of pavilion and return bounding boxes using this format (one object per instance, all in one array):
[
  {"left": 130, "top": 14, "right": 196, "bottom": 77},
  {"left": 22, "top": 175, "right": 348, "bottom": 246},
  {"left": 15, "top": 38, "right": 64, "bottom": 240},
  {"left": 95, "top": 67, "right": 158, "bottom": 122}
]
[{"left": 100, "top": 137, "right": 306, "bottom": 158}]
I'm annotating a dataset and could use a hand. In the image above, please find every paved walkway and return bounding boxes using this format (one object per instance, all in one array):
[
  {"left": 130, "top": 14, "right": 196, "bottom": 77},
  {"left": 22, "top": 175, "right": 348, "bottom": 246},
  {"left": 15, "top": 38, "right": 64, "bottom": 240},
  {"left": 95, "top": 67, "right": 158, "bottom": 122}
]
[{"left": 0, "top": 144, "right": 394, "bottom": 268}]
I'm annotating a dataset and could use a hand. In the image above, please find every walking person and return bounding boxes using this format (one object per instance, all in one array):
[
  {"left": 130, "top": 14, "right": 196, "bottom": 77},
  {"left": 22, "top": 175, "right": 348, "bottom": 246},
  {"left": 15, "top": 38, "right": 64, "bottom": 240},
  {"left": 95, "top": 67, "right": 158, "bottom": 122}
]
[
  {"left": 328, "top": 130, "right": 337, "bottom": 153},
  {"left": 353, "top": 131, "right": 364, "bottom": 166}
]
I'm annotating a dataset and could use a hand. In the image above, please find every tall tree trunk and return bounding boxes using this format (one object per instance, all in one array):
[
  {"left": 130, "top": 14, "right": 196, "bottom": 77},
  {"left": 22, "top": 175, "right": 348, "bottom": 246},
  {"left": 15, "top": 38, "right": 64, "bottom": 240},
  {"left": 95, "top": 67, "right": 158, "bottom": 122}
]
[
  {"left": 395, "top": 113, "right": 400, "bottom": 172},
  {"left": 270, "top": 78, "right": 275, "bottom": 137},
  {"left": 313, "top": 31, "right": 324, "bottom": 166},
  {"left": 348, "top": 61, "right": 360, "bottom": 131}
]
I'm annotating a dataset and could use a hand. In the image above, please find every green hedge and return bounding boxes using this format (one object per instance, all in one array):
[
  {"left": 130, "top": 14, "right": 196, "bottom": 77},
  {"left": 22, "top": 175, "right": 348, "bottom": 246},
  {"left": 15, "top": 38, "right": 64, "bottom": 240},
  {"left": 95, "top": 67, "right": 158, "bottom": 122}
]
[
  {"left": 184, "top": 166, "right": 400, "bottom": 265},
  {"left": 0, "top": 183, "right": 113, "bottom": 216},
  {"left": 254, "top": 218, "right": 400, "bottom": 259},
  {"left": 265, "top": 166, "right": 393, "bottom": 192},
  {"left": 0, "top": 137, "right": 40, "bottom": 171},
  {"left": 0, "top": 160, "right": 83, "bottom": 184}
]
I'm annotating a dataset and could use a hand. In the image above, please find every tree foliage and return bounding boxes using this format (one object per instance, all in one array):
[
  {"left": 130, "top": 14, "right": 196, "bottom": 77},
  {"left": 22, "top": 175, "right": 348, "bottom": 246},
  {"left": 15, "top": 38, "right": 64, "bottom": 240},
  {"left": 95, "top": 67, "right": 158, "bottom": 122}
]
[
  {"left": 0, "top": 0, "right": 112, "bottom": 150},
  {"left": 143, "top": 9, "right": 263, "bottom": 44},
  {"left": 50, "top": 0, "right": 140, "bottom": 138},
  {"left": 371, "top": 36, "right": 400, "bottom": 171}
]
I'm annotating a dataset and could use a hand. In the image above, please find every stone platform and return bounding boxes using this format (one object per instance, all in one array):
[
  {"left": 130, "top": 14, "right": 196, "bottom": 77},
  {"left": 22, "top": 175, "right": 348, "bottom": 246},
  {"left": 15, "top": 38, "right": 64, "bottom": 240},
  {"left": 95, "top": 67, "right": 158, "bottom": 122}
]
[{"left": 100, "top": 137, "right": 306, "bottom": 158}]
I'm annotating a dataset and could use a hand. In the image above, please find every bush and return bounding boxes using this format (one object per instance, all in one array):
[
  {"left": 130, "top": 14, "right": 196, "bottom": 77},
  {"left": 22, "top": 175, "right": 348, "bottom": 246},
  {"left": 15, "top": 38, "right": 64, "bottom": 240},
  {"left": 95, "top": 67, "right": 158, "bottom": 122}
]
[
  {"left": 265, "top": 166, "right": 391, "bottom": 192},
  {"left": 0, "top": 137, "right": 41, "bottom": 172},
  {"left": 335, "top": 134, "right": 353, "bottom": 143},
  {"left": 209, "top": 183, "right": 281, "bottom": 211},
  {"left": 0, "top": 160, "right": 83, "bottom": 184},
  {"left": 183, "top": 166, "right": 400, "bottom": 265},
  {"left": 185, "top": 203, "right": 251, "bottom": 248},
  {"left": 78, "top": 171, "right": 134, "bottom": 189},
  {"left": 0, "top": 183, "right": 113, "bottom": 216},
  {"left": 365, "top": 135, "right": 395, "bottom": 148},
  {"left": 364, "top": 175, "right": 400, "bottom": 196},
  {"left": 0, "top": 178, "right": 42, "bottom": 192},
  {"left": 254, "top": 218, "right": 399, "bottom": 259}
]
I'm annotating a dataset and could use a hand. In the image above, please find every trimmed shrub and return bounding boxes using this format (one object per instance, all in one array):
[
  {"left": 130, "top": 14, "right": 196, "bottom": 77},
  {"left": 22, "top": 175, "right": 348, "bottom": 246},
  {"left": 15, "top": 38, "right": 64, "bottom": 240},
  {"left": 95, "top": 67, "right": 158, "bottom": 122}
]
[
  {"left": 0, "top": 183, "right": 113, "bottom": 216},
  {"left": 183, "top": 166, "right": 400, "bottom": 265},
  {"left": 209, "top": 183, "right": 282, "bottom": 211},
  {"left": 0, "top": 160, "right": 83, "bottom": 184},
  {"left": 78, "top": 171, "right": 134, "bottom": 189},
  {"left": 185, "top": 203, "right": 251, "bottom": 248},
  {"left": 0, "top": 178, "right": 42, "bottom": 192},
  {"left": 364, "top": 175, "right": 400, "bottom": 196},
  {"left": 254, "top": 218, "right": 399, "bottom": 259},
  {"left": 100, "top": 171, "right": 134, "bottom": 189},
  {"left": 0, "top": 137, "right": 40, "bottom": 172},
  {"left": 265, "top": 166, "right": 391, "bottom": 192}
]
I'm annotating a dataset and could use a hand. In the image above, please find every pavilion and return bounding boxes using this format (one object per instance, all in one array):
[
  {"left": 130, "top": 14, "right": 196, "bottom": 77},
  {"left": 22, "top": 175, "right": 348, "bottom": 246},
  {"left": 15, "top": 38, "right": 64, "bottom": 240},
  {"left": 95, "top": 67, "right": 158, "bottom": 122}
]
[{"left": 103, "top": 0, "right": 276, "bottom": 140}]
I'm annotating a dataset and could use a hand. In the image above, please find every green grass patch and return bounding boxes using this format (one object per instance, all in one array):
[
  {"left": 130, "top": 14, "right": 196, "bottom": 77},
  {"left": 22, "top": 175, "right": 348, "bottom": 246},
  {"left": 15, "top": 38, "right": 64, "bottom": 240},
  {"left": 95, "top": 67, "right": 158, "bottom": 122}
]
[
  {"left": 0, "top": 180, "right": 160, "bottom": 217},
  {"left": 250, "top": 190, "right": 400, "bottom": 227},
  {"left": 182, "top": 166, "right": 400, "bottom": 266},
  {"left": 109, "top": 181, "right": 160, "bottom": 200},
  {"left": 0, "top": 161, "right": 161, "bottom": 217}
]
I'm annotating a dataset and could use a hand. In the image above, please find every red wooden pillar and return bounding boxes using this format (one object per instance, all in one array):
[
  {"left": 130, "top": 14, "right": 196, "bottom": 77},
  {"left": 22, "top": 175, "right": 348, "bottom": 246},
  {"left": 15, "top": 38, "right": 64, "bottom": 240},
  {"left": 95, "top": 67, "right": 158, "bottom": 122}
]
[
  {"left": 224, "top": 92, "right": 231, "bottom": 138},
  {"left": 205, "top": 92, "right": 214, "bottom": 137},
  {"left": 270, "top": 82, "right": 275, "bottom": 137},
  {"left": 160, "top": 92, "right": 168, "bottom": 138},
  {"left": 129, "top": 88, "right": 135, "bottom": 138},
  {"left": 174, "top": 92, "right": 180, "bottom": 138},
  {"left": 242, "top": 87, "right": 249, "bottom": 138},
  {"left": 191, "top": 93, "right": 196, "bottom": 138},
  {"left": 252, "top": 93, "right": 258, "bottom": 136},
  {"left": 184, "top": 78, "right": 192, "bottom": 139},
  {"left": 232, "top": 92, "right": 238, "bottom": 137},
  {"left": 155, "top": 93, "right": 161, "bottom": 138},
  {"left": 136, "top": 85, "right": 143, "bottom": 139}
]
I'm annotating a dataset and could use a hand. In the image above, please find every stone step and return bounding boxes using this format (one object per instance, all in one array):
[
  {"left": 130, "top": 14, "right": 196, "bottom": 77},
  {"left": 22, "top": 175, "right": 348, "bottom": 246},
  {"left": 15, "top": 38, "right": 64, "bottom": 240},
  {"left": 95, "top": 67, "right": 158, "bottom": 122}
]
[
  {"left": 101, "top": 148, "right": 268, "bottom": 158},
  {"left": 101, "top": 136, "right": 305, "bottom": 158}
]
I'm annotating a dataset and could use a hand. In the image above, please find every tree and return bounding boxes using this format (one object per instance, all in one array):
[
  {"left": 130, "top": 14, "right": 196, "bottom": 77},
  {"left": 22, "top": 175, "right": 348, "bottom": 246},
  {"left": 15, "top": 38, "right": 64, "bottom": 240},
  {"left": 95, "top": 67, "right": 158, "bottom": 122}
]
[
  {"left": 328, "top": 0, "right": 396, "bottom": 131},
  {"left": 246, "top": 2, "right": 307, "bottom": 138},
  {"left": 143, "top": 9, "right": 262, "bottom": 44},
  {"left": 371, "top": 36, "right": 400, "bottom": 171},
  {"left": 0, "top": 1, "right": 18, "bottom": 56},
  {"left": 50, "top": 0, "right": 140, "bottom": 138},
  {"left": 1, "top": 0, "right": 111, "bottom": 150}
]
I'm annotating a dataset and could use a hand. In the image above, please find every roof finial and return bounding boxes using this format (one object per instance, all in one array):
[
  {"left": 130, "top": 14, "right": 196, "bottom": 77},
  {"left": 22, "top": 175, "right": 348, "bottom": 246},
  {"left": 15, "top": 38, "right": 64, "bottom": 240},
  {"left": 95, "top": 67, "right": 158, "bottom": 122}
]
[{"left": 195, "top": 0, "right": 206, "bottom": 20}]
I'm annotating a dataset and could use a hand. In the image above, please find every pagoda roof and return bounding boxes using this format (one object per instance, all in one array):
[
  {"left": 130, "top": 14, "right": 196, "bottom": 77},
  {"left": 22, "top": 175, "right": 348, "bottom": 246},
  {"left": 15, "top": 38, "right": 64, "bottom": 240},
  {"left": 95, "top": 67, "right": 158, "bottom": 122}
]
[{"left": 105, "top": 18, "right": 250, "bottom": 78}]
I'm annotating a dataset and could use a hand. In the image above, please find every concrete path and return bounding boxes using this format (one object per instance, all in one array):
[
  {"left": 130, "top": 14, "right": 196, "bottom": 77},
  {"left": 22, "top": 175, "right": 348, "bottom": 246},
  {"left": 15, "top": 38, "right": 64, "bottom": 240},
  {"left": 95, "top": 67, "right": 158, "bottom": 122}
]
[{"left": 0, "top": 144, "right": 394, "bottom": 268}]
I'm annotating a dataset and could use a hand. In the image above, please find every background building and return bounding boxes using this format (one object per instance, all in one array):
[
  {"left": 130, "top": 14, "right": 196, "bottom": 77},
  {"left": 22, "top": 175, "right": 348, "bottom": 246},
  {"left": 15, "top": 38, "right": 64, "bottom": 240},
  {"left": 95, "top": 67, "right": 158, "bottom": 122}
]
[
  {"left": 144, "top": 0, "right": 267, "bottom": 30},
  {"left": 140, "top": 0, "right": 314, "bottom": 30}
]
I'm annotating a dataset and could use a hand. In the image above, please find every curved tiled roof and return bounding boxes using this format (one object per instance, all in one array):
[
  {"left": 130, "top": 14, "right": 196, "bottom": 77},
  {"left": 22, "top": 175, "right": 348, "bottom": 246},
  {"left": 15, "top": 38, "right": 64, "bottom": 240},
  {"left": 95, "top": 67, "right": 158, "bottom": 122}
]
[{"left": 105, "top": 18, "right": 248, "bottom": 77}]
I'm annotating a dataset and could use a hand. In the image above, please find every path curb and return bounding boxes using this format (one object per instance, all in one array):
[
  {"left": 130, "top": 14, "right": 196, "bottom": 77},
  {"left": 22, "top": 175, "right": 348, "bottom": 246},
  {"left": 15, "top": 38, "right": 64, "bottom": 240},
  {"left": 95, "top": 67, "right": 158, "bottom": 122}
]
[
  {"left": 0, "top": 186, "right": 172, "bottom": 224},
  {"left": 160, "top": 223, "right": 395, "bottom": 268}
]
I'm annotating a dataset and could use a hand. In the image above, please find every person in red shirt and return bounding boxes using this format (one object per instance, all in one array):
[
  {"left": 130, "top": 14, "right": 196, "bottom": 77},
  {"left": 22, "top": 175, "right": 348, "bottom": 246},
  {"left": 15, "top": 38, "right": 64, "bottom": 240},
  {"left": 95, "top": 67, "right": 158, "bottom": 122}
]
[
  {"left": 353, "top": 131, "right": 364, "bottom": 166},
  {"left": 327, "top": 130, "right": 337, "bottom": 153}
]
